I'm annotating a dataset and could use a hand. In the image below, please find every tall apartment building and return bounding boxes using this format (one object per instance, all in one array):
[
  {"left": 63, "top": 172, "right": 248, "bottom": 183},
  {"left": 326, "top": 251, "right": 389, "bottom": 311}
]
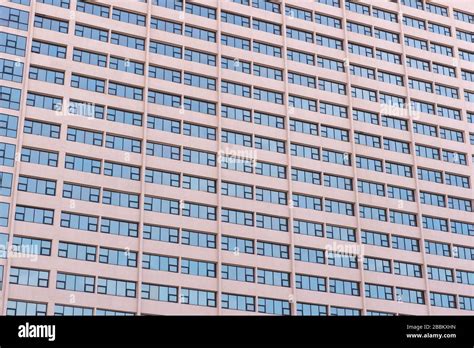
[{"left": 0, "top": 0, "right": 473, "bottom": 316}]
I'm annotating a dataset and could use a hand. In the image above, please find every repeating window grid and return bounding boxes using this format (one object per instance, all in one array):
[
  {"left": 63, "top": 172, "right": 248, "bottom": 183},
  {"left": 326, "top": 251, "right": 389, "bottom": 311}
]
[{"left": 0, "top": 0, "right": 472, "bottom": 316}]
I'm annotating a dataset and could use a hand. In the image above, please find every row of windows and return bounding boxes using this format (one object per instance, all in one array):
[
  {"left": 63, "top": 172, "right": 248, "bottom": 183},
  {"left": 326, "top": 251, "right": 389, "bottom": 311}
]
[
  {"left": 10, "top": 201, "right": 473, "bottom": 259},
  {"left": 2, "top": 82, "right": 471, "bottom": 156},
  {"left": 2, "top": 137, "right": 471, "bottom": 215},
  {"left": 4, "top": 198, "right": 473, "bottom": 247},
  {"left": 0, "top": 10, "right": 474, "bottom": 69},
  {"left": 2, "top": 212, "right": 473, "bottom": 263},
  {"left": 0, "top": 226, "right": 470, "bottom": 294},
  {"left": 6, "top": 294, "right": 474, "bottom": 316},
  {"left": 402, "top": 16, "right": 472, "bottom": 44},
  {"left": 23, "top": 0, "right": 464, "bottom": 26},
  {"left": 1, "top": 234, "right": 460, "bottom": 281},
  {"left": 17, "top": 90, "right": 470, "bottom": 160},
  {"left": 0, "top": 5, "right": 29, "bottom": 31},
  {"left": 14, "top": 177, "right": 465, "bottom": 226},
  {"left": 8, "top": 137, "right": 472, "bottom": 206},
  {"left": 7, "top": 265, "right": 474, "bottom": 312},
  {"left": 30, "top": 41, "right": 467, "bottom": 116}
]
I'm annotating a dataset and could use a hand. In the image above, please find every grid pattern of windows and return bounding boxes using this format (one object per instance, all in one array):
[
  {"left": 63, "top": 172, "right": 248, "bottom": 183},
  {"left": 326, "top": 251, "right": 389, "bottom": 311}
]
[{"left": 0, "top": 0, "right": 472, "bottom": 317}]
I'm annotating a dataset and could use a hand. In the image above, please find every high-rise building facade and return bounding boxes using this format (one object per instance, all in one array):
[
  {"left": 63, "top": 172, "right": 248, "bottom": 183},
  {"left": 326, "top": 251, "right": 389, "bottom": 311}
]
[{"left": 0, "top": 0, "right": 472, "bottom": 316}]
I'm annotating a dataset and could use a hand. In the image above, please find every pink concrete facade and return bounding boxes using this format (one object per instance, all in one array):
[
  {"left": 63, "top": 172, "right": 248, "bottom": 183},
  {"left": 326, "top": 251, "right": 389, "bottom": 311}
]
[{"left": 0, "top": 0, "right": 473, "bottom": 316}]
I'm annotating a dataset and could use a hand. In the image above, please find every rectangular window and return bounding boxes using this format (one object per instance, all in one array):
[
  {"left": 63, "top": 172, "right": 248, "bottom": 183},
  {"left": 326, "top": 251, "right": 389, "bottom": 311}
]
[
  {"left": 34, "top": 15, "right": 68, "bottom": 33},
  {"left": 431, "top": 42, "right": 453, "bottom": 57},
  {"left": 112, "top": 8, "right": 145, "bottom": 26},
  {"left": 287, "top": 48, "right": 313, "bottom": 64},
  {"left": 286, "top": 6, "right": 312, "bottom": 21},
  {"left": 144, "top": 196, "right": 179, "bottom": 215},
  {"left": 102, "top": 189, "right": 139, "bottom": 209},
  {"left": 100, "top": 217, "right": 136, "bottom": 238},
  {"left": 347, "top": 21, "right": 372, "bottom": 36},
  {"left": 24, "top": 119, "right": 60, "bottom": 139},
  {"left": 13, "top": 236, "right": 51, "bottom": 256},
  {"left": 256, "top": 214, "right": 288, "bottom": 232},
  {"left": 18, "top": 176, "right": 56, "bottom": 196},
  {"left": 181, "top": 258, "right": 216, "bottom": 278},
  {"left": 287, "top": 27, "right": 313, "bottom": 43},
  {"left": 362, "top": 230, "right": 389, "bottom": 248},
  {"left": 221, "top": 236, "right": 254, "bottom": 254},
  {"left": 294, "top": 246, "right": 324, "bottom": 264},
  {"left": 75, "top": 23, "right": 108, "bottom": 42},
  {"left": 183, "top": 175, "right": 215, "bottom": 193},
  {"left": 430, "top": 292, "right": 456, "bottom": 309},
  {"left": 348, "top": 42, "right": 373, "bottom": 57},
  {"left": 428, "top": 266, "right": 453, "bottom": 282},
  {"left": 318, "top": 56, "right": 344, "bottom": 72},
  {"left": 58, "top": 242, "right": 96, "bottom": 262},
  {"left": 105, "top": 162, "right": 140, "bottom": 181},
  {"left": 289, "top": 95, "right": 316, "bottom": 110},
  {"left": 145, "top": 168, "right": 179, "bottom": 187},
  {"left": 105, "top": 134, "right": 141, "bottom": 153},
  {"left": 76, "top": 0, "right": 109, "bottom": 17},
  {"left": 97, "top": 277, "right": 136, "bottom": 298},
  {"left": 111, "top": 32, "right": 144, "bottom": 50},
  {"left": 221, "top": 293, "right": 255, "bottom": 312},
  {"left": 293, "top": 193, "right": 322, "bottom": 211},
  {"left": 394, "top": 261, "right": 422, "bottom": 278},
  {"left": 150, "top": 40, "right": 182, "bottom": 58},
  {"left": 100, "top": 247, "right": 137, "bottom": 267},
  {"left": 258, "top": 241, "right": 289, "bottom": 259},
  {"left": 31, "top": 40, "right": 66, "bottom": 59},
  {"left": 6, "top": 300, "right": 47, "bottom": 316},
  {"left": 142, "top": 283, "right": 178, "bottom": 303},
  {"left": 65, "top": 154, "right": 101, "bottom": 174},
  {"left": 10, "top": 267, "right": 49, "bottom": 288},
  {"left": 296, "top": 274, "right": 326, "bottom": 292},
  {"left": 358, "top": 180, "right": 385, "bottom": 197},
  {"left": 330, "top": 278, "right": 359, "bottom": 296},
  {"left": 258, "top": 269, "right": 290, "bottom": 287},
  {"left": 180, "top": 288, "right": 216, "bottom": 307},
  {"left": 316, "top": 35, "right": 343, "bottom": 50},
  {"left": 392, "top": 235, "right": 419, "bottom": 252},
  {"left": 315, "top": 13, "right": 342, "bottom": 28},
  {"left": 184, "top": 25, "right": 215, "bottom": 42},
  {"left": 73, "top": 48, "right": 107, "bottom": 67},
  {"left": 376, "top": 49, "right": 401, "bottom": 64},
  {"left": 184, "top": 49, "right": 215, "bottom": 66},
  {"left": 60, "top": 211, "right": 97, "bottom": 232},
  {"left": 373, "top": 7, "right": 397, "bottom": 22},
  {"left": 222, "top": 34, "right": 250, "bottom": 51},
  {"left": 397, "top": 287, "right": 424, "bottom": 304},
  {"left": 181, "top": 230, "right": 216, "bottom": 249},
  {"left": 359, "top": 205, "right": 386, "bottom": 221},
  {"left": 0, "top": 171, "right": 13, "bottom": 196},
  {"left": 15, "top": 205, "right": 54, "bottom": 225},
  {"left": 109, "top": 82, "right": 143, "bottom": 100},
  {"left": 365, "top": 283, "right": 393, "bottom": 300},
  {"left": 324, "top": 174, "right": 352, "bottom": 191},
  {"left": 390, "top": 210, "right": 417, "bottom": 226},
  {"left": 1, "top": 86, "right": 21, "bottom": 110},
  {"left": 221, "top": 264, "right": 254, "bottom": 283},
  {"left": 182, "top": 202, "right": 216, "bottom": 220},
  {"left": 0, "top": 31, "right": 26, "bottom": 57},
  {"left": 0, "top": 58, "right": 23, "bottom": 83},
  {"left": 110, "top": 56, "right": 143, "bottom": 75},
  {"left": 143, "top": 225, "right": 178, "bottom": 243}
]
